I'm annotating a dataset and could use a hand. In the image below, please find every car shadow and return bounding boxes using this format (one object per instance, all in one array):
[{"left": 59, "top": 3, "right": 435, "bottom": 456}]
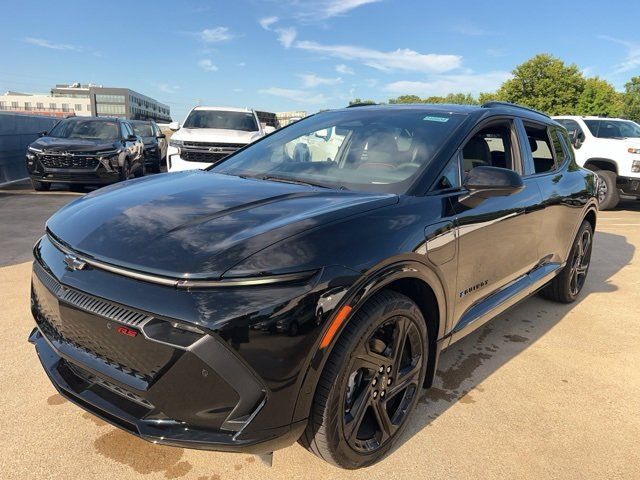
[{"left": 393, "top": 230, "right": 634, "bottom": 454}]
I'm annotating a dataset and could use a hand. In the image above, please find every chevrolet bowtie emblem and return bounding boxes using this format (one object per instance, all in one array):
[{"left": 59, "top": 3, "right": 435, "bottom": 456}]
[
  {"left": 208, "top": 147, "right": 223, "bottom": 153},
  {"left": 64, "top": 254, "right": 87, "bottom": 271}
]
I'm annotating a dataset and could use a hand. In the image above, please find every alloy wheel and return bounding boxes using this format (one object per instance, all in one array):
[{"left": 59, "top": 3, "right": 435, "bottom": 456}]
[
  {"left": 569, "top": 229, "right": 592, "bottom": 296},
  {"left": 342, "top": 315, "right": 423, "bottom": 453},
  {"left": 597, "top": 176, "right": 608, "bottom": 203}
]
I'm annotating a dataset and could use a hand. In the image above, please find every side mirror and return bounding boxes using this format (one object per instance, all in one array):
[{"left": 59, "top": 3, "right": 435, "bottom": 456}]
[
  {"left": 157, "top": 133, "right": 166, "bottom": 139},
  {"left": 314, "top": 128, "right": 330, "bottom": 140},
  {"left": 461, "top": 166, "right": 524, "bottom": 207},
  {"left": 169, "top": 121, "right": 180, "bottom": 131},
  {"left": 127, "top": 134, "right": 138, "bottom": 141},
  {"left": 38, "top": 130, "right": 47, "bottom": 137}
]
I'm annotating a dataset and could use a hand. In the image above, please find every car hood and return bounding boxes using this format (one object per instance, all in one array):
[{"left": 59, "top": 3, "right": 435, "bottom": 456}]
[
  {"left": 32, "top": 136, "right": 118, "bottom": 152},
  {"left": 46, "top": 171, "right": 397, "bottom": 279},
  {"left": 172, "top": 128, "right": 261, "bottom": 144}
]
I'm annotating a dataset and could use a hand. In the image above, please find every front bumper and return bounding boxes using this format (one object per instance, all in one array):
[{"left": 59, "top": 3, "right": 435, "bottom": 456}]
[
  {"left": 27, "top": 236, "right": 338, "bottom": 453},
  {"left": 618, "top": 175, "right": 640, "bottom": 197},
  {"left": 26, "top": 154, "right": 121, "bottom": 185}
]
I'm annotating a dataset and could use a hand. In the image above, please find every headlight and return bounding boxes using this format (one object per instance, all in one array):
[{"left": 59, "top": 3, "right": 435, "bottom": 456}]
[
  {"left": 632, "top": 160, "right": 640, "bottom": 173},
  {"left": 628, "top": 148, "right": 640, "bottom": 154},
  {"left": 97, "top": 150, "right": 120, "bottom": 168},
  {"left": 28, "top": 146, "right": 43, "bottom": 153},
  {"left": 169, "top": 139, "right": 183, "bottom": 148}
]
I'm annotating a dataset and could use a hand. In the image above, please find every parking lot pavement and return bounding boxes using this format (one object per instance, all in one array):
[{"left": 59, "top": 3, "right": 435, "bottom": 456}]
[{"left": 1, "top": 187, "right": 639, "bottom": 480}]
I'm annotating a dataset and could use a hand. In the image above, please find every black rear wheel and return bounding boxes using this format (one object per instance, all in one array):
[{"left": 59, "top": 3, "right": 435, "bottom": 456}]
[
  {"left": 301, "top": 290, "right": 428, "bottom": 469},
  {"left": 540, "top": 221, "right": 593, "bottom": 303}
]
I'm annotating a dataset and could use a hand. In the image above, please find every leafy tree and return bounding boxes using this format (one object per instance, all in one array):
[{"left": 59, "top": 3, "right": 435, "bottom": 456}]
[
  {"left": 425, "top": 93, "right": 478, "bottom": 105},
  {"left": 622, "top": 76, "right": 640, "bottom": 122},
  {"left": 348, "top": 98, "right": 376, "bottom": 106},
  {"left": 495, "top": 54, "right": 585, "bottom": 115},
  {"left": 576, "top": 77, "right": 623, "bottom": 117},
  {"left": 388, "top": 94, "right": 423, "bottom": 104},
  {"left": 477, "top": 91, "right": 504, "bottom": 104}
]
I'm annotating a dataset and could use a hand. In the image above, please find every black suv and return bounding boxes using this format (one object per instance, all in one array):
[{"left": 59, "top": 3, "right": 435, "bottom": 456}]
[
  {"left": 130, "top": 120, "right": 167, "bottom": 173},
  {"left": 29, "top": 103, "right": 597, "bottom": 469},
  {"left": 26, "top": 116, "right": 145, "bottom": 191}
]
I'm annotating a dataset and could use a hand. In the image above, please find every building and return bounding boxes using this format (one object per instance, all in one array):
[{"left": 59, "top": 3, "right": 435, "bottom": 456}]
[
  {"left": 276, "top": 110, "right": 307, "bottom": 127},
  {"left": 0, "top": 83, "right": 171, "bottom": 122},
  {"left": 0, "top": 91, "right": 91, "bottom": 117}
]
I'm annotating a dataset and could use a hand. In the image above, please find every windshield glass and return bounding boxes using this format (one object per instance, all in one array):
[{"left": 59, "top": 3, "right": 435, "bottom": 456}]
[
  {"left": 131, "top": 123, "right": 153, "bottom": 137},
  {"left": 211, "top": 108, "right": 465, "bottom": 193},
  {"left": 183, "top": 110, "right": 258, "bottom": 131},
  {"left": 48, "top": 119, "right": 119, "bottom": 140},
  {"left": 584, "top": 119, "right": 640, "bottom": 138}
]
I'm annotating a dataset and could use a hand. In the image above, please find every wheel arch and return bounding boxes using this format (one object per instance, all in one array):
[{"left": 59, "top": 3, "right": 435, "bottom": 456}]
[
  {"left": 583, "top": 158, "right": 618, "bottom": 174},
  {"left": 292, "top": 260, "right": 447, "bottom": 423}
]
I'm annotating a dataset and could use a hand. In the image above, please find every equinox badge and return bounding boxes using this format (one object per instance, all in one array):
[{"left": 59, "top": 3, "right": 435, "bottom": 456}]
[{"left": 63, "top": 254, "right": 87, "bottom": 271}]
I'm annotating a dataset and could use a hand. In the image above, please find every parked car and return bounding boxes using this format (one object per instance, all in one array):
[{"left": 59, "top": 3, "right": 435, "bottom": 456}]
[
  {"left": 130, "top": 120, "right": 167, "bottom": 173},
  {"left": 25, "top": 117, "right": 144, "bottom": 191},
  {"left": 167, "top": 106, "right": 275, "bottom": 172},
  {"left": 29, "top": 102, "right": 597, "bottom": 469},
  {"left": 554, "top": 115, "right": 640, "bottom": 209}
]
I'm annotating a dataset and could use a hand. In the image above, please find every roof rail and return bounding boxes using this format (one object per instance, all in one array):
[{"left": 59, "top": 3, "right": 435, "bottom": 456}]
[
  {"left": 346, "top": 102, "right": 377, "bottom": 108},
  {"left": 481, "top": 101, "right": 549, "bottom": 118}
]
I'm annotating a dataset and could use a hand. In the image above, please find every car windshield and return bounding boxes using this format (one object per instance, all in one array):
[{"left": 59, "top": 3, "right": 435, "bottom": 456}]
[
  {"left": 211, "top": 108, "right": 466, "bottom": 193},
  {"left": 584, "top": 119, "right": 640, "bottom": 138},
  {"left": 131, "top": 123, "right": 153, "bottom": 137},
  {"left": 183, "top": 110, "right": 258, "bottom": 131},
  {"left": 48, "top": 119, "right": 119, "bottom": 140}
]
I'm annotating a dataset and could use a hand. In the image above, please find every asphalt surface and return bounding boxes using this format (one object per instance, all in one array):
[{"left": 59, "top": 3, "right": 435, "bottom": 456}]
[{"left": 1, "top": 181, "right": 639, "bottom": 479}]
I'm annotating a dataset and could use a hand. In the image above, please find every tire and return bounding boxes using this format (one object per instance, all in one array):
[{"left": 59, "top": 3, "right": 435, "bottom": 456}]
[
  {"left": 300, "top": 290, "right": 428, "bottom": 469},
  {"left": 596, "top": 170, "right": 619, "bottom": 210},
  {"left": 30, "top": 179, "right": 50, "bottom": 191},
  {"left": 539, "top": 221, "right": 593, "bottom": 303}
]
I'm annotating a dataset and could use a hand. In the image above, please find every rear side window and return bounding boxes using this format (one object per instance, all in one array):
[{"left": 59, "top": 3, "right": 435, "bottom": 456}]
[
  {"left": 523, "top": 124, "right": 556, "bottom": 174},
  {"left": 550, "top": 128, "right": 566, "bottom": 165}
]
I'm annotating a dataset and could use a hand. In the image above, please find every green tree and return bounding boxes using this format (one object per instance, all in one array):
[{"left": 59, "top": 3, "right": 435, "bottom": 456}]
[
  {"left": 622, "top": 76, "right": 640, "bottom": 122},
  {"left": 348, "top": 98, "right": 376, "bottom": 106},
  {"left": 477, "top": 91, "right": 504, "bottom": 104},
  {"left": 425, "top": 93, "right": 478, "bottom": 105},
  {"left": 576, "top": 77, "right": 623, "bottom": 117},
  {"left": 496, "top": 54, "right": 585, "bottom": 115},
  {"left": 388, "top": 94, "right": 423, "bottom": 104}
]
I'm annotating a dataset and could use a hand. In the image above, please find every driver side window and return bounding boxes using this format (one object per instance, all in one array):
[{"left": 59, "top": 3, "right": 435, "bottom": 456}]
[{"left": 461, "top": 121, "right": 516, "bottom": 175}]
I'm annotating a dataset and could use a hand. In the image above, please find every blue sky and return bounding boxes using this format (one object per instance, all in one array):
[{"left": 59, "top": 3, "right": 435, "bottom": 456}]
[{"left": 2, "top": 0, "right": 639, "bottom": 121}]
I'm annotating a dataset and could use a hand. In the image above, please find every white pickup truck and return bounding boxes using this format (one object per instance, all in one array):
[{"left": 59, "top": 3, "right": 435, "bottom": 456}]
[
  {"left": 167, "top": 106, "right": 274, "bottom": 172},
  {"left": 553, "top": 116, "right": 640, "bottom": 209}
]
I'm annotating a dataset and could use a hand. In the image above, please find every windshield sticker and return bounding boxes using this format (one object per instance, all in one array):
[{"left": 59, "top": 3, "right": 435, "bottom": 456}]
[{"left": 423, "top": 116, "right": 449, "bottom": 123}]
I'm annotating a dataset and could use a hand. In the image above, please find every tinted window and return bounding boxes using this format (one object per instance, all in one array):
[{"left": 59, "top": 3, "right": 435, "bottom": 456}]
[
  {"left": 183, "top": 110, "right": 259, "bottom": 131},
  {"left": 434, "top": 155, "right": 461, "bottom": 190},
  {"left": 550, "top": 129, "right": 567, "bottom": 164},
  {"left": 523, "top": 124, "right": 555, "bottom": 174},
  {"left": 462, "top": 121, "right": 516, "bottom": 174},
  {"left": 132, "top": 123, "right": 153, "bottom": 137},
  {"left": 584, "top": 119, "right": 640, "bottom": 138},
  {"left": 212, "top": 109, "right": 465, "bottom": 193},
  {"left": 48, "top": 119, "right": 119, "bottom": 140}
]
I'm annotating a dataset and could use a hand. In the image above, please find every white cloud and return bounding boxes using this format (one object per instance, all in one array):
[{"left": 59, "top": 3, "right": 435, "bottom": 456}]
[
  {"left": 336, "top": 64, "right": 354, "bottom": 75},
  {"left": 233, "top": 88, "right": 244, "bottom": 92},
  {"left": 295, "top": 40, "right": 461, "bottom": 74},
  {"left": 155, "top": 83, "right": 180, "bottom": 94},
  {"left": 199, "top": 27, "right": 234, "bottom": 43},
  {"left": 294, "top": 0, "right": 382, "bottom": 20},
  {"left": 24, "top": 37, "right": 80, "bottom": 51},
  {"left": 298, "top": 73, "right": 343, "bottom": 87},
  {"left": 600, "top": 35, "right": 640, "bottom": 73},
  {"left": 277, "top": 27, "right": 297, "bottom": 48},
  {"left": 448, "top": 21, "right": 491, "bottom": 37},
  {"left": 260, "top": 87, "right": 328, "bottom": 105},
  {"left": 259, "top": 16, "right": 279, "bottom": 29},
  {"left": 384, "top": 72, "right": 511, "bottom": 96},
  {"left": 198, "top": 59, "right": 218, "bottom": 71}
]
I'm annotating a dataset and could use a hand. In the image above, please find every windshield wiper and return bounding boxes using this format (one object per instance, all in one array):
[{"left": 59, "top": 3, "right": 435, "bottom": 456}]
[{"left": 261, "top": 175, "right": 332, "bottom": 189}]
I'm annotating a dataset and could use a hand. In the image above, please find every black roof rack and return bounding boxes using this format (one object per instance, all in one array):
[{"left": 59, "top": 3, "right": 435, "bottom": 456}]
[
  {"left": 346, "top": 102, "right": 377, "bottom": 108},
  {"left": 481, "top": 101, "right": 549, "bottom": 118}
]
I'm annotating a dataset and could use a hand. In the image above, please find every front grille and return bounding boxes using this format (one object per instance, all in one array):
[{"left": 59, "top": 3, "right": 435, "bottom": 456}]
[
  {"left": 40, "top": 155, "right": 99, "bottom": 170},
  {"left": 181, "top": 150, "right": 229, "bottom": 164},
  {"left": 34, "top": 263, "right": 152, "bottom": 328},
  {"left": 67, "top": 362, "right": 154, "bottom": 409},
  {"left": 182, "top": 141, "right": 245, "bottom": 149}
]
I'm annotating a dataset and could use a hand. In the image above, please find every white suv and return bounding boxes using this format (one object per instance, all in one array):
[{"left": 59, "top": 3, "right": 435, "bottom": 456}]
[
  {"left": 554, "top": 116, "right": 640, "bottom": 209},
  {"left": 167, "top": 107, "right": 274, "bottom": 172}
]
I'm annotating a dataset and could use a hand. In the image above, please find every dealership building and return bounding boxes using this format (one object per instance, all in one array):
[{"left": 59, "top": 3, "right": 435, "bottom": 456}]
[{"left": 0, "top": 83, "right": 171, "bottom": 122}]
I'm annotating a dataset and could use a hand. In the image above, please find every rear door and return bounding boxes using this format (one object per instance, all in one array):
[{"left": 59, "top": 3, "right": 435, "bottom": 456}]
[{"left": 448, "top": 117, "right": 544, "bottom": 336}]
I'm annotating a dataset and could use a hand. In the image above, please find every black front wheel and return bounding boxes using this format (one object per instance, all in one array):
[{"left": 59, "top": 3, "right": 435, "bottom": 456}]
[
  {"left": 301, "top": 290, "right": 428, "bottom": 469},
  {"left": 30, "top": 179, "right": 50, "bottom": 191}
]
